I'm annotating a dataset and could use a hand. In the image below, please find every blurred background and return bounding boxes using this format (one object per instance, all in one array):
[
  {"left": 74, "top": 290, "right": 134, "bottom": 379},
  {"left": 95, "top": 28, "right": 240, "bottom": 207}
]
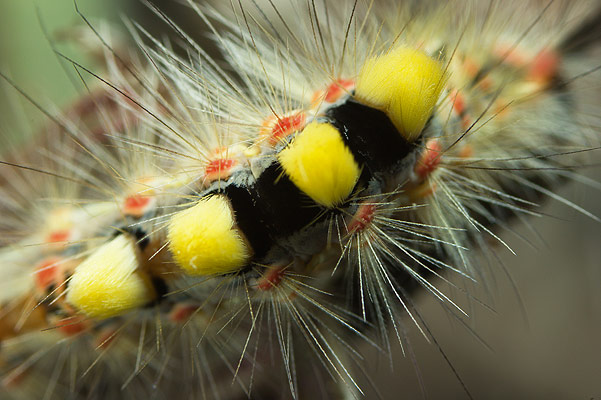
[{"left": 1, "top": 1, "right": 600, "bottom": 399}]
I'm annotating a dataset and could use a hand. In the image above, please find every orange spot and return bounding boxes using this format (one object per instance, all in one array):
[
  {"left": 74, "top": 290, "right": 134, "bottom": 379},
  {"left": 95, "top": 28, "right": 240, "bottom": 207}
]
[
  {"left": 123, "top": 194, "right": 152, "bottom": 217},
  {"left": 34, "top": 257, "right": 62, "bottom": 291},
  {"left": 528, "top": 49, "right": 559, "bottom": 83},
  {"left": 478, "top": 76, "right": 494, "bottom": 91},
  {"left": 415, "top": 139, "right": 442, "bottom": 180},
  {"left": 57, "top": 316, "right": 88, "bottom": 336},
  {"left": 46, "top": 230, "right": 70, "bottom": 244},
  {"left": 347, "top": 203, "right": 376, "bottom": 234},
  {"left": 260, "top": 112, "right": 306, "bottom": 146},
  {"left": 463, "top": 59, "right": 493, "bottom": 90},
  {"left": 463, "top": 58, "right": 480, "bottom": 78},
  {"left": 450, "top": 90, "right": 466, "bottom": 116},
  {"left": 205, "top": 158, "right": 237, "bottom": 181},
  {"left": 270, "top": 113, "right": 306, "bottom": 145},
  {"left": 257, "top": 267, "right": 286, "bottom": 291},
  {"left": 461, "top": 116, "right": 472, "bottom": 130},
  {"left": 324, "top": 78, "right": 355, "bottom": 102},
  {"left": 311, "top": 78, "right": 355, "bottom": 107},
  {"left": 458, "top": 144, "right": 474, "bottom": 159},
  {"left": 494, "top": 100, "right": 513, "bottom": 119},
  {"left": 168, "top": 303, "right": 200, "bottom": 323}
]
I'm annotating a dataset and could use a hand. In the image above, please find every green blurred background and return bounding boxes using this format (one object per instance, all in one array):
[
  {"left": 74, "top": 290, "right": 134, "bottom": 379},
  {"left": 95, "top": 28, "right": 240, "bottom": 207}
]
[
  {"left": 1, "top": 1, "right": 600, "bottom": 399},
  {"left": 0, "top": 0, "right": 127, "bottom": 103},
  {"left": 0, "top": 0, "right": 130, "bottom": 145}
]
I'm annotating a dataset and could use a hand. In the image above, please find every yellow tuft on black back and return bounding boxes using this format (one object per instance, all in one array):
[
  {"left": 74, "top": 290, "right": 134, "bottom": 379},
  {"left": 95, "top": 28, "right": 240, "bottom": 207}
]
[
  {"left": 278, "top": 122, "right": 360, "bottom": 208},
  {"left": 167, "top": 195, "right": 252, "bottom": 276},
  {"left": 355, "top": 47, "right": 446, "bottom": 141}
]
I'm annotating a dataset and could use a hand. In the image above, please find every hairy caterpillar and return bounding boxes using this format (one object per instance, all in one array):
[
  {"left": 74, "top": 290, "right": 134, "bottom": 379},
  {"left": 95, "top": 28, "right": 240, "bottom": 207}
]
[{"left": 1, "top": 0, "right": 601, "bottom": 399}]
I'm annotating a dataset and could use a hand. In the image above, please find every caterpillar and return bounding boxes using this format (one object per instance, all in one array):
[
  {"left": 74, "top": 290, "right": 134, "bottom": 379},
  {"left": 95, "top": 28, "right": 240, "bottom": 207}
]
[{"left": 1, "top": 0, "right": 600, "bottom": 399}]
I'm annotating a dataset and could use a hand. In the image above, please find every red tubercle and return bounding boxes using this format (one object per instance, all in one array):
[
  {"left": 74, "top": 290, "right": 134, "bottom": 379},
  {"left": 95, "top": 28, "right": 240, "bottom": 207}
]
[
  {"left": 205, "top": 156, "right": 237, "bottom": 174},
  {"left": 45, "top": 229, "right": 70, "bottom": 244},
  {"left": 463, "top": 58, "right": 480, "bottom": 78},
  {"left": 311, "top": 78, "right": 355, "bottom": 107},
  {"left": 528, "top": 49, "right": 560, "bottom": 83},
  {"left": 477, "top": 76, "right": 494, "bottom": 91},
  {"left": 450, "top": 90, "right": 466, "bottom": 116},
  {"left": 260, "top": 112, "right": 307, "bottom": 146},
  {"left": 449, "top": 90, "right": 472, "bottom": 129},
  {"left": 269, "top": 113, "right": 307, "bottom": 145},
  {"left": 257, "top": 267, "right": 286, "bottom": 291},
  {"left": 461, "top": 115, "right": 472, "bottom": 131},
  {"left": 123, "top": 194, "right": 153, "bottom": 217},
  {"left": 124, "top": 194, "right": 151, "bottom": 209},
  {"left": 463, "top": 58, "right": 493, "bottom": 90},
  {"left": 34, "top": 257, "right": 62, "bottom": 291},
  {"left": 347, "top": 203, "right": 377, "bottom": 234},
  {"left": 415, "top": 139, "right": 443, "bottom": 180},
  {"left": 204, "top": 158, "right": 238, "bottom": 181},
  {"left": 56, "top": 315, "right": 89, "bottom": 336},
  {"left": 495, "top": 44, "right": 560, "bottom": 84},
  {"left": 458, "top": 144, "right": 474, "bottom": 159},
  {"left": 324, "top": 78, "right": 355, "bottom": 103},
  {"left": 168, "top": 303, "right": 200, "bottom": 323}
]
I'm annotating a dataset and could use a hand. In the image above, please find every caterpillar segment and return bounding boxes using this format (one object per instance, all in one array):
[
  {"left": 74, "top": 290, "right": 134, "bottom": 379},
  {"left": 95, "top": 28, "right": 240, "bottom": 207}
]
[
  {"left": 66, "top": 234, "right": 156, "bottom": 319},
  {"left": 163, "top": 47, "right": 444, "bottom": 279}
]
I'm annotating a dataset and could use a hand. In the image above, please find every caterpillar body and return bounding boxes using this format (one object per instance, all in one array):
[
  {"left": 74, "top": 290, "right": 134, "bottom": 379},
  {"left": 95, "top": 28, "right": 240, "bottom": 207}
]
[{"left": 1, "top": 0, "right": 600, "bottom": 399}]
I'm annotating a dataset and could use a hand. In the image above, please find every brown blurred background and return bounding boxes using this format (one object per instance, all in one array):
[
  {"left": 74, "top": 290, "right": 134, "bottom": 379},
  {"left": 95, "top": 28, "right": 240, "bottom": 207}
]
[{"left": 1, "top": 1, "right": 600, "bottom": 399}]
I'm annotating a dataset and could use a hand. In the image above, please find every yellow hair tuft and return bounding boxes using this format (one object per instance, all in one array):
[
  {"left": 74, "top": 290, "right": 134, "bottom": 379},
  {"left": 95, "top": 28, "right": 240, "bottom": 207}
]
[
  {"left": 167, "top": 195, "right": 251, "bottom": 276},
  {"left": 355, "top": 47, "right": 446, "bottom": 141},
  {"left": 278, "top": 122, "right": 360, "bottom": 207},
  {"left": 66, "top": 235, "right": 155, "bottom": 319}
]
